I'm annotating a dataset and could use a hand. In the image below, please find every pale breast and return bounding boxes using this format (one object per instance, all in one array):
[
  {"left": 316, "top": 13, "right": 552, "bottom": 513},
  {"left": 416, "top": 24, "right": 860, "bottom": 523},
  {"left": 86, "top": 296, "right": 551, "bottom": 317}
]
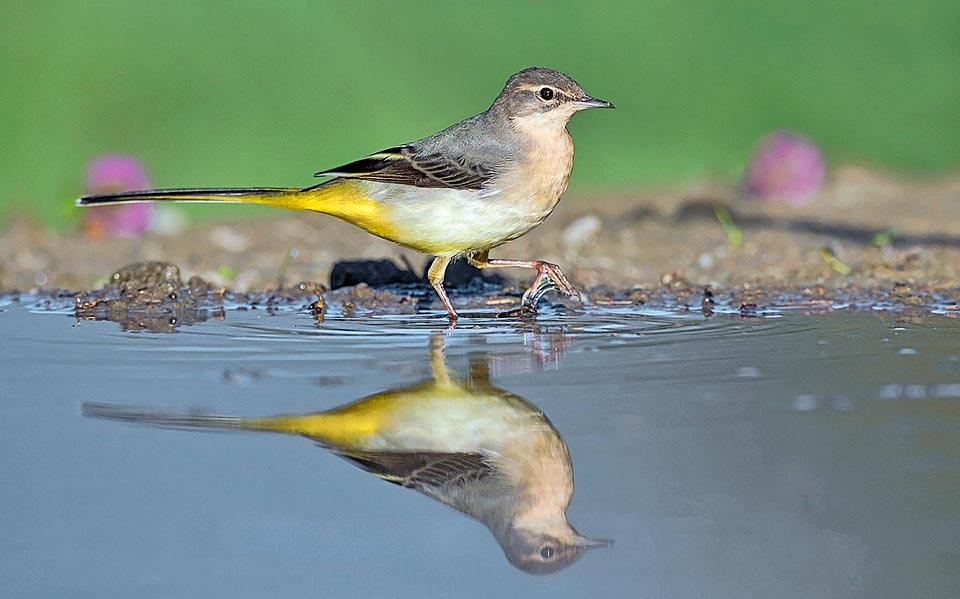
[{"left": 503, "top": 120, "right": 575, "bottom": 209}]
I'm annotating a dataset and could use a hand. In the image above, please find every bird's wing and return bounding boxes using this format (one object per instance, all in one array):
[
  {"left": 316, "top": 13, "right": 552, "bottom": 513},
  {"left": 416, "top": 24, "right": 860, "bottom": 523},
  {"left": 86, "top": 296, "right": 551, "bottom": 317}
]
[
  {"left": 314, "top": 145, "right": 496, "bottom": 190},
  {"left": 331, "top": 449, "right": 498, "bottom": 489}
]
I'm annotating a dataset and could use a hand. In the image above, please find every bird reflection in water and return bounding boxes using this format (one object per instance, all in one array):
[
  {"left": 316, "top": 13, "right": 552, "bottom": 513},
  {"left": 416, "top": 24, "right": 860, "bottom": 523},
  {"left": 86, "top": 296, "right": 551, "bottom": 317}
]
[{"left": 83, "top": 332, "right": 608, "bottom": 574}]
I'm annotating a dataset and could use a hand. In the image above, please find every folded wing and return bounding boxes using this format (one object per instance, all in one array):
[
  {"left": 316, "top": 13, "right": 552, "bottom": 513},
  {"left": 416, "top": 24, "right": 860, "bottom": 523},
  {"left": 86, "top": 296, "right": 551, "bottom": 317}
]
[{"left": 315, "top": 145, "right": 496, "bottom": 190}]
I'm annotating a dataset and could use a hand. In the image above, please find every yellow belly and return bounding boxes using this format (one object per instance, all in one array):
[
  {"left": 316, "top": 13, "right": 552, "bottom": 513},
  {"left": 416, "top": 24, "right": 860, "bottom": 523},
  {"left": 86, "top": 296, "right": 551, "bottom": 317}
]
[
  {"left": 300, "top": 178, "right": 563, "bottom": 257},
  {"left": 248, "top": 381, "right": 544, "bottom": 453}
]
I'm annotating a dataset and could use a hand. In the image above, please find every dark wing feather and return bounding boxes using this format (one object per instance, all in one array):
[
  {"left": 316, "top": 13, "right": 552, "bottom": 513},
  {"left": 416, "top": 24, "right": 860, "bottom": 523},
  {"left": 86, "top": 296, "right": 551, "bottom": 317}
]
[
  {"left": 314, "top": 145, "right": 495, "bottom": 190},
  {"left": 332, "top": 449, "right": 496, "bottom": 489}
]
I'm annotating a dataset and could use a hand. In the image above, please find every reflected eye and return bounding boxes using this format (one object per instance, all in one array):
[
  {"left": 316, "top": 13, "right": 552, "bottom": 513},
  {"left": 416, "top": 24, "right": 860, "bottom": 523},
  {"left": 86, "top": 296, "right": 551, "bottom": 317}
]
[
  {"left": 540, "top": 546, "right": 555, "bottom": 559},
  {"left": 538, "top": 87, "right": 555, "bottom": 101}
]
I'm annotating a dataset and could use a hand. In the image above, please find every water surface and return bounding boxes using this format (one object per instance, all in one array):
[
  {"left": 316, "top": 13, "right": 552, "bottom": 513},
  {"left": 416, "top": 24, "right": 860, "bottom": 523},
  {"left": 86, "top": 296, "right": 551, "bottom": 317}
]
[{"left": 1, "top": 304, "right": 958, "bottom": 598}]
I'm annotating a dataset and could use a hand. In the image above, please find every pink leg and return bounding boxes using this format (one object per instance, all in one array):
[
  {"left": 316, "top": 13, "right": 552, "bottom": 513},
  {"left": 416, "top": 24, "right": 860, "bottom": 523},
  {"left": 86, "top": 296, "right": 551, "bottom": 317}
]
[{"left": 468, "top": 251, "right": 580, "bottom": 307}]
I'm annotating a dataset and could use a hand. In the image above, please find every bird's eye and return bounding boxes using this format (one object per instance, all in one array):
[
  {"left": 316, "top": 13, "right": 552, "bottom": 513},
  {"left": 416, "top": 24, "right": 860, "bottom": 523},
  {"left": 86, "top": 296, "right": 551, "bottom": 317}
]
[
  {"left": 540, "top": 546, "right": 555, "bottom": 559},
  {"left": 538, "top": 87, "right": 555, "bottom": 101}
]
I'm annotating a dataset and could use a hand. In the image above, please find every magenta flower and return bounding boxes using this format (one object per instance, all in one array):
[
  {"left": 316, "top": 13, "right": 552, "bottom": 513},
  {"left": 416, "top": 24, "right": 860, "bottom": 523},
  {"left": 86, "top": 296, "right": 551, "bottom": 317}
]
[
  {"left": 82, "top": 154, "right": 157, "bottom": 238},
  {"left": 742, "top": 130, "right": 826, "bottom": 205}
]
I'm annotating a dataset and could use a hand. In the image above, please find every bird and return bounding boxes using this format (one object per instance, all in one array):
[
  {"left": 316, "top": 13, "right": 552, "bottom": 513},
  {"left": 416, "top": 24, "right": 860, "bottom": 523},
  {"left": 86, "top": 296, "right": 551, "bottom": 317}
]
[
  {"left": 82, "top": 337, "right": 609, "bottom": 574},
  {"left": 76, "top": 67, "right": 614, "bottom": 319}
]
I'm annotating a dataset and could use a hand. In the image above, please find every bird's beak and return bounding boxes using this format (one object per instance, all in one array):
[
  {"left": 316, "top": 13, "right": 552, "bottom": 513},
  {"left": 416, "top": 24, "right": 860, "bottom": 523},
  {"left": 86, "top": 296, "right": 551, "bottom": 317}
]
[
  {"left": 574, "top": 535, "right": 613, "bottom": 548},
  {"left": 574, "top": 95, "right": 616, "bottom": 110}
]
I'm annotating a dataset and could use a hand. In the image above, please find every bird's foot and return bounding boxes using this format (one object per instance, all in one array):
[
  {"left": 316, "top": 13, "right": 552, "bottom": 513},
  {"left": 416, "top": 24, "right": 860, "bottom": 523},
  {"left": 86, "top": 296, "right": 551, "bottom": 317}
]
[
  {"left": 498, "top": 277, "right": 560, "bottom": 318},
  {"left": 520, "top": 261, "right": 580, "bottom": 308},
  {"left": 520, "top": 278, "right": 558, "bottom": 310}
]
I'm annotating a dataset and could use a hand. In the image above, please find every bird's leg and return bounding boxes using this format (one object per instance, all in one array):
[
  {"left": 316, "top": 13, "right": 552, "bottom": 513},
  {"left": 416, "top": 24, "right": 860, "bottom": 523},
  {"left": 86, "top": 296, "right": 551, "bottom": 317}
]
[
  {"left": 427, "top": 333, "right": 452, "bottom": 385},
  {"left": 468, "top": 251, "right": 580, "bottom": 308},
  {"left": 427, "top": 256, "right": 458, "bottom": 319}
]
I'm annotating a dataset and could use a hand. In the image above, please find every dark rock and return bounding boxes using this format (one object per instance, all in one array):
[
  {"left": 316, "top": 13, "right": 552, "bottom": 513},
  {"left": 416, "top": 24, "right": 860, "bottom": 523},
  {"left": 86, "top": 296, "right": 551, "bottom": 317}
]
[{"left": 329, "top": 259, "right": 421, "bottom": 289}]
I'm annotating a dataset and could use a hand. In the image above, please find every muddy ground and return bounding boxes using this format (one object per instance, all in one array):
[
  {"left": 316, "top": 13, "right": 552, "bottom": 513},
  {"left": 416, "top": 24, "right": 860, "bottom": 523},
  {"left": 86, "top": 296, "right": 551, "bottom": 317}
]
[{"left": 2, "top": 165, "right": 959, "bottom": 323}]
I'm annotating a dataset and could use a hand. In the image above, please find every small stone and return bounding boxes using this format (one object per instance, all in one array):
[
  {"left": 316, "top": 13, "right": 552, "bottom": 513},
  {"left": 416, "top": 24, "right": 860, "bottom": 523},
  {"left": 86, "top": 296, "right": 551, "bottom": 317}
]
[
  {"left": 562, "top": 214, "right": 603, "bottom": 249},
  {"left": 208, "top": 226, "right": 250, "bottom": 253},
  {"left": 891, "top": 282, "right": 914, "bottom": 297}
]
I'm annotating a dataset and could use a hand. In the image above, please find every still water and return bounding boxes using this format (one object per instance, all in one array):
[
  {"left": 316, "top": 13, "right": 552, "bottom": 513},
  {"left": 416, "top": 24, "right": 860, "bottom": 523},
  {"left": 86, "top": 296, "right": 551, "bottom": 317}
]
[{"left": 1, "top": 301, "right": 958, "bottom": 598}]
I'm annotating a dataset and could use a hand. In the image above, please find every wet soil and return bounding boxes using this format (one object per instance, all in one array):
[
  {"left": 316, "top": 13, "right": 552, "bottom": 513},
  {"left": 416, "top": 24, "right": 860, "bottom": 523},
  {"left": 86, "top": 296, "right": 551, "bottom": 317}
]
[{"left": 2, "top": 165, "right": 959, "bottom": 323}]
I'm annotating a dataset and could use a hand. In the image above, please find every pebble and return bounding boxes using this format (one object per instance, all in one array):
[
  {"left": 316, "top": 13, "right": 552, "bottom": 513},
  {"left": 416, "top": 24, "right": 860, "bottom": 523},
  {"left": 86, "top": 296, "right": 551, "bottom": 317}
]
[
  {"left": 697, "top": 252, "right": 714, "bottom": 269},
  {"left": 562, "top": 214, "right": 603, "bottom": 249},
  {"left": 209, "top": 226, "right": 250, "bottom": 252}
]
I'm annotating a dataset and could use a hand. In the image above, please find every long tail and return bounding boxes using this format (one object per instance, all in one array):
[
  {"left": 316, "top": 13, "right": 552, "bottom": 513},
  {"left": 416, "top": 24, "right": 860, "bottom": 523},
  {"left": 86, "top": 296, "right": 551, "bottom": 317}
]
[
  {"left": 82, "top": 401, "right": 264, "bottom": 433},
  {"left": 77, "top": 187, "right": 303, "bottom": 209},
  {"left": 76, "top": 180, "right": 388, "bottom": 236},
  {"left": 82, "top": 401, "right": 367, "bottom": 447}
]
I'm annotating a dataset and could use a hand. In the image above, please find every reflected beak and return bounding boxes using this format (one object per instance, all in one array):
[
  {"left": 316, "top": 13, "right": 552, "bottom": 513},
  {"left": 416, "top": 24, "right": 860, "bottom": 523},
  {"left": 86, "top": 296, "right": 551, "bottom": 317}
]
[
  {"left": 574, "top": 95, "right": 616, "bottom": 110},
  {"left": 574, "top": 535, "right": 613, "bottom": 548}
]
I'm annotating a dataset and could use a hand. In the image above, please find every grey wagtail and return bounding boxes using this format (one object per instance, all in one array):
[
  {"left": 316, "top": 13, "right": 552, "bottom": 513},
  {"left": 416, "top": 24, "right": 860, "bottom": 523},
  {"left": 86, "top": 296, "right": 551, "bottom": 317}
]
[
  {"left": 82, "top": 337, "right": 609, "bottom": 574},
  {"left": 77, "top": 67, "right": 614, "bottom": 318}
]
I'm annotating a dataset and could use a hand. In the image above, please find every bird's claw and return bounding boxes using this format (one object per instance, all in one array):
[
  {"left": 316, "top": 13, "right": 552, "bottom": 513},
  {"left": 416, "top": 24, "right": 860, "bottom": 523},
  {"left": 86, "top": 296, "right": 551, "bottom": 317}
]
[
  {"left": 521, "top": 261, "right": 580, "bottom": 308},
  {"left": 521, "top": 278, "right": 558, "bottom": 308}
]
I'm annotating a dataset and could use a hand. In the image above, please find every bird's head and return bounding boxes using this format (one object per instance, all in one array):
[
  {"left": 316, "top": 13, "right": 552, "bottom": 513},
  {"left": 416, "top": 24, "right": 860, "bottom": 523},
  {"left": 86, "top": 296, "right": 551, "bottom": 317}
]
[
  {"left": 496, "top": 522, "right": 611, "bottom": 575},
  {"left": 491, "top": 66, "right": 614, "bottom": 131}
]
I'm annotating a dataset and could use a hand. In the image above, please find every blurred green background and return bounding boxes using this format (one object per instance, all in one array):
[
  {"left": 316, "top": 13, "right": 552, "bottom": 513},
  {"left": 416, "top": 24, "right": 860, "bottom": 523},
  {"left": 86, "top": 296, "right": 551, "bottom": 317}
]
[{"left": 2, "top": 1, "right": 958, "bottom": 228}]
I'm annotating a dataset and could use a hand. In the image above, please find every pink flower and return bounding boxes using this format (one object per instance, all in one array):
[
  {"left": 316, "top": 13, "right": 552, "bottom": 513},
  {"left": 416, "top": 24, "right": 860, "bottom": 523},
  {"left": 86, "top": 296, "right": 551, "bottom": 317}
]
[
  {"left": 82, "top": 155, "right": 157, "bottom": 238},
  {"left": 87, "top": 154, "right": 152, "bottom": 193},
  {"left": 742, "top": 130, "right": 826, "bottom": 205}
]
